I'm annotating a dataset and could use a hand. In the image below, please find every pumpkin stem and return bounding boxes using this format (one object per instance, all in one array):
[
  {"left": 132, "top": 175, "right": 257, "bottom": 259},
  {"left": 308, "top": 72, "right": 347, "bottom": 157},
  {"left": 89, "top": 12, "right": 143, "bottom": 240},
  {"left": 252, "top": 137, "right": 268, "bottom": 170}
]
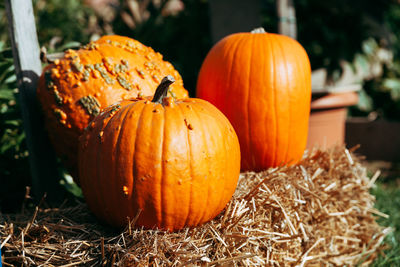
[
  {"left": 251, "top": 27, "right": 266, "bottom": 34},
  {"left": 152, "top": 75, "right": 175, "bottom": 104}
]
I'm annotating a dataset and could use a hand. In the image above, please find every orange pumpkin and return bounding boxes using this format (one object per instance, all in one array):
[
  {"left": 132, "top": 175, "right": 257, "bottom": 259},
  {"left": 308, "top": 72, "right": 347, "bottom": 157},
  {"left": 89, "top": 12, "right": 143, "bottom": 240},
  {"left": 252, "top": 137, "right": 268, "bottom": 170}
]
[
  {"left": 197, "top": 28, "right": 311, "bottom": 171},
  {"left": 37, "top": 35, "right": 188, "bottom": 179},
  {"left": 78, "top": 76, "right": 240, "bottom": 231}
]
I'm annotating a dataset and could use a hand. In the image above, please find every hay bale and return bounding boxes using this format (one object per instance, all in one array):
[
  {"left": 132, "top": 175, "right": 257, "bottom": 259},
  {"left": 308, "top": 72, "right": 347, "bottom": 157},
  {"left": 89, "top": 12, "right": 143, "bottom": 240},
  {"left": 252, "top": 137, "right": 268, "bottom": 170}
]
[{"left": 0, "top": 147, "right": 390, "bottom": 266}]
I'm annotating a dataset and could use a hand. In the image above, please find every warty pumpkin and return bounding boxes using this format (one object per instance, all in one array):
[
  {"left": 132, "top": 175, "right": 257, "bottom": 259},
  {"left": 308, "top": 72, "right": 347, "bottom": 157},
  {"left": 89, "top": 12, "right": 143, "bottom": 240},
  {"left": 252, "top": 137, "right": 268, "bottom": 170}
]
[
  {"left": 197, "top": 28, "right": 311, "bottom": 171},
  {"left": 37, "top": 35, "right": 188, "bottom": 180},
  {"left": 78, "top": 76, "right": 240, "bottom": 231}
]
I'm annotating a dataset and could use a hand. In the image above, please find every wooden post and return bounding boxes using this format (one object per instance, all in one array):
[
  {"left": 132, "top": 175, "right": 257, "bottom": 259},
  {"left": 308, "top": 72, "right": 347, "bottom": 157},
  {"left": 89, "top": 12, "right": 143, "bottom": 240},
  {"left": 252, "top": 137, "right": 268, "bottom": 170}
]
[
  {"left": 277, "top": 0, "right": 297, "bottom": 39},
  {"left": 5, "top": 0, "right": 63, "bottom": 202}
]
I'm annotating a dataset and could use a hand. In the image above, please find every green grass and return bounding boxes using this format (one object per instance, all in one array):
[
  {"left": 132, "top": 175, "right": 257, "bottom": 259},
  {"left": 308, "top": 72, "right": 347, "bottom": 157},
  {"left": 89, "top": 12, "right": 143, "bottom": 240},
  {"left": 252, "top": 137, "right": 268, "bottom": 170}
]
[{"left": 371, "top": 181, "right": 400, "bottom": 266}]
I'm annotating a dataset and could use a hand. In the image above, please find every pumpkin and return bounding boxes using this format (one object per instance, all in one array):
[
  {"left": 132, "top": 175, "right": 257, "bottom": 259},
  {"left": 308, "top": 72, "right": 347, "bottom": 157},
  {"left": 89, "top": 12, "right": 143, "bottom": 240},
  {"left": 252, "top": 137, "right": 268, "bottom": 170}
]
[
  {"left": 78, "top": 76, "right": 240, "bottom": 231},
  {"left": 196, "top": 28, "right": 311, "bottom": 171},
  {"left": 37, "top": 35, "right": 188, "bottom": 180}
]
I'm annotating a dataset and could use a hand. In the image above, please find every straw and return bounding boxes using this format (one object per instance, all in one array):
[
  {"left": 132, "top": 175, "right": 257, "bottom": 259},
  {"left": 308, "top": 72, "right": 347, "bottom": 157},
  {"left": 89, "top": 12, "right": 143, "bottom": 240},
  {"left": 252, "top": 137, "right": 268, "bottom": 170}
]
[{"left": 0, "top": 146, "right": 390, "bottom": 266}]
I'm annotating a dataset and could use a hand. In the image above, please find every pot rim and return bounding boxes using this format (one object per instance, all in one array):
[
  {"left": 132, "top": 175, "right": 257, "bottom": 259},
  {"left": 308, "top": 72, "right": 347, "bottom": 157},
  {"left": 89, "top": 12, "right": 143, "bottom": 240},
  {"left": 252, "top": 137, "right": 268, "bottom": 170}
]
[{"left": 311, "top": 91, "right": 359, "bottom": 110}]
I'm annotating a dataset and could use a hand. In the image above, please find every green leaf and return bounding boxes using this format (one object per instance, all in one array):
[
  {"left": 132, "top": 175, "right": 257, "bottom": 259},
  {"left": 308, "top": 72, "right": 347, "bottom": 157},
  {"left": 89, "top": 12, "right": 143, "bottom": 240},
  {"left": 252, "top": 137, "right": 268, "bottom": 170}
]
[
  {"left": 362, "top": 38, "right": 378, "bottom": 56},
  {"left": 16, "top": 131, "right": 26, "bottom": 145},
  {"left": 354, "top": 53, "right": 370, "bottom": 76},
  {"left": 357, "top": 89, "right": 373, "bottom": 112},
  {"left": 4, "top": 74, "right": 16, "bottom": 84},
  {"left": 0, "top": 89, "right": 14, "bottom": 100},
  {"left": 0, "top": 48, "right": 13, "bottom": 59},
  {"left": 382, "top": 78, "right": 400, "bottom": 101},
  {"left": 0, "top": 61, "right": 12, "bottom": 73},
  {"left": 391, "top": 88, "right": 400, "bottom": 101},
  {"left": 59, "top": 41, "right": 81, "bottom": 51},
  {"left": 4, "top": 120, "right": 20, "bottom": 126},
  {"left": 60, "top": 173, "right": 83, "bottom": 198},
  {"left": 382, "top": 78, "right": 400, "bottom": 90},
  {"left": 0, "top": 103, "right": 8, "bottom": 113},
  {"left": 0, "top": 63, "right": 15, "bottom": 84},
  {"left": 391, "top": 62, "right": 400, "bottom": 75},
  {"left": 0, "top": 135, "right": 17, "bottom": 153}
]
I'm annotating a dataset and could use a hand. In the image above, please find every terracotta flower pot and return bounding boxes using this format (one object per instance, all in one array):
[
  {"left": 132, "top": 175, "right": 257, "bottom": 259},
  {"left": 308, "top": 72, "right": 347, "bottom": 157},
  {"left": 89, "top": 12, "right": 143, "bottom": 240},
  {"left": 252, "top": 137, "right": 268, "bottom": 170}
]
[{"left": 307, "top": 91, "right": 359, "bottom": 149}]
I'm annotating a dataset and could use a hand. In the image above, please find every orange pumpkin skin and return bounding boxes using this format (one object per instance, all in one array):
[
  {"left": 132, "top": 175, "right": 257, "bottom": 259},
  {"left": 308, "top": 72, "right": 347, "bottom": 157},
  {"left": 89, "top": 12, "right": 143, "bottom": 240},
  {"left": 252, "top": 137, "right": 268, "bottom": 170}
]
[
  {"left": 78, "top": 78, "right": 240, "bottom": 231},
  {"left": 197, "top": 30, "right": 311, "bottom": 171},
  {"left": 37, "top": 35, "right": 188, "bottom": 179}
]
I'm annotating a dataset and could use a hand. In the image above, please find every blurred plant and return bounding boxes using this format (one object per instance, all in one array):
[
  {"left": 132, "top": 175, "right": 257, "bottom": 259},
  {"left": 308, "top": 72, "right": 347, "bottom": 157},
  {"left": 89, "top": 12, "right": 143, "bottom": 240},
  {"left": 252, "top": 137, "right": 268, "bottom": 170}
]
[
  {"left": 349, "top": 1, "right": 400, "bottom": 121},
  {"left": 0, "top": 1, "right": 95, "bottom": 210},
  {"left": 262, "top": 0, "right": 400, "bottom": 121},
  {"left": 114, "top": 0, "right": 184, "bottom": 29},
  {"left": 0, "top": 42, "right": 31, "bottom": 212},
  {"left": 110, "top": 0, "right": 210, "bottom": 95},
  {"left": 33, "top": 0, "right": 100, "bottom": 51},
  {"left": 262, "top": 0, "right": 396, "bottom": 72},
  {"left": 348, "top": 38, "right": 400, "bottom": 119},
  {"left": 0, "top": 2, "right": 9, "bottom": 44},
  {"left": 313, "top": 38, "right": 394, "bottom": 92},
  {"left": 48, "top": 0, "right": 210, "bottom": 94},
  {"left": 349, "top": 40, "right": 400, "bottom": 120}
]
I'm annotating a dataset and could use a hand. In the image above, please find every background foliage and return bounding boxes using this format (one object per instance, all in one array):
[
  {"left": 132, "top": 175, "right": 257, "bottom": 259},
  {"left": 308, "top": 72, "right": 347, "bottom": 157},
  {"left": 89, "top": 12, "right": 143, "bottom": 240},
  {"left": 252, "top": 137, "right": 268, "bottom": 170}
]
[
  {"left": 262, "top": 0, "right": 400, "bottom": 119},
  {"left": 0, "top": 41, "right": 30, "bottom": 212}
]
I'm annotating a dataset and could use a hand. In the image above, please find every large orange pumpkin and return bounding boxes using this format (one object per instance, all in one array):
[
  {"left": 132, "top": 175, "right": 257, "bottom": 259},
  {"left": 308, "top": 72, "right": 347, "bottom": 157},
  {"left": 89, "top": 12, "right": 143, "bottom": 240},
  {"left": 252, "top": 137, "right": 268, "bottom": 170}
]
[
  {"left": 78, "top": 76, "right": 240, "bottom": 231},
  {"left": 197, "top": 28, "right": 311, "bottom": 171},
  {"left": 37, "top": 35, "right": 188, "bottom": 179}
]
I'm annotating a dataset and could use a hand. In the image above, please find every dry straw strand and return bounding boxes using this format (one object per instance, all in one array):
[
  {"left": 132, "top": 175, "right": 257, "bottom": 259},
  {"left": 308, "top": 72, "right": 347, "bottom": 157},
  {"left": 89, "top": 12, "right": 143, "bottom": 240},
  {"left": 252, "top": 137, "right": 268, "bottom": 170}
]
[{"left": 0, "top": 146, "right": 390, "bottom": 266}]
